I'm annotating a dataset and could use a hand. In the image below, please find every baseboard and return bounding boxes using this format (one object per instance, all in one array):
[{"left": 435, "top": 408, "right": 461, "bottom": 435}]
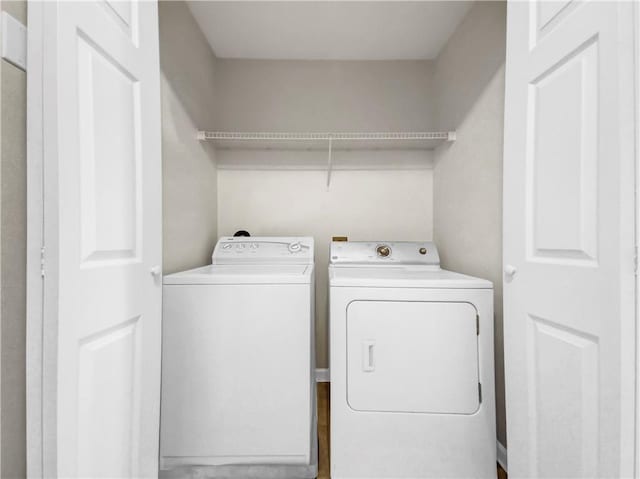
[
  {"left": 497, "top": 440, "right": 507, "bottom": 472},
  {"left": 315, "top": 368, "right": 330, "bottom": 382}
]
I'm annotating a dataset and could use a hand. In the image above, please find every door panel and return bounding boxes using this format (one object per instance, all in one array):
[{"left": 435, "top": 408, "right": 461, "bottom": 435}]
[
  {"left": 37, "top": 1, "right": 162, "bottom": 477},
  {"left": 527, "top": 37, "right": 597, "bottom": 264},
  {"left": 346, "top": 301, "right": 479, "bottom": 414},
  {"left": 503, "top": 2, "right": 635, "bottom": 477},
  {"left": 77, "top": 33, "right": 141, "bottom": 264},
  {"left": 102, "top": 0, "right": 138, "bottom": 42},
  {"left": 533, "top": 0, "right": 579, "bottom": 45},
  {"left": 77, "top": 317, "right": 141, "bottom": 477},
  {"left": 526, "top": 316, "right": 598, "bottom": 479}
]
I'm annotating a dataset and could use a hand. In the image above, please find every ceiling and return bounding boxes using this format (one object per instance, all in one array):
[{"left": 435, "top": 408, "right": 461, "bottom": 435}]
[{"left": 187, "top": 1, "right": 473, "bottom": 61}]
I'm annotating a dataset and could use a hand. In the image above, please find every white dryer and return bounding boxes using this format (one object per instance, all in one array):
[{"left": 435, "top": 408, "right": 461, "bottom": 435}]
[
  {"left": 160, "top": 237, "right": 316, "bottom": 478},
  {"left": 329, "top": 241, "right": 496, "bottom": 479}
]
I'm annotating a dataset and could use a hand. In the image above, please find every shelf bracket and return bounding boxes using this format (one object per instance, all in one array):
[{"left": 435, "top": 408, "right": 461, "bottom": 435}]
[{"left": 326, "top": 136, "right": 333, "bottom": 190}]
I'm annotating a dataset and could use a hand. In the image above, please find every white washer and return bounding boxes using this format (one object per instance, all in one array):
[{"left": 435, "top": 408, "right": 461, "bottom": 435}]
[
  {"left": 329, "top": 241, "right": 496, "bottom": 479},
  {"left": 160, "top": 237, "right": 316, "bottom": 478}
]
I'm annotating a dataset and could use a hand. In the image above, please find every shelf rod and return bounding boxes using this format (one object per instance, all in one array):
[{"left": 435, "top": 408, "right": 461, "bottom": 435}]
[{"left": 326, "top": 136, "right": 333, "bottom": 190}]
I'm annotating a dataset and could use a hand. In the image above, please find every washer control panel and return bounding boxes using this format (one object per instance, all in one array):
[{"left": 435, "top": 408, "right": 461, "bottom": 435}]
[
  {"left": 330, "top": 241, "right": 439, "bottom": 266},
  {"left": 212, "top": 236, "right": 314, "bottom": 264}
]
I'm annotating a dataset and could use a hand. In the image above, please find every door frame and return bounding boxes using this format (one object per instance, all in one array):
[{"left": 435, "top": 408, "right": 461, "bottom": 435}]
[
  {"left": 26, "top": 2, "right": 62, "bottom": 476},
  {"left": 25, "top": 0, "right": 44, "bottom": 476},
  {"left": 636, "top": 1, "right": 640, "bottom": 477}
]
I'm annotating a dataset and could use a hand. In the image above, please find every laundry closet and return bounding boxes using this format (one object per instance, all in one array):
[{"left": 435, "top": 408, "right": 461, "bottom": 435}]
[
  {"left": 159, "top": 0, "right": 506, "bottom": 470},
  {"left": 23, "top": 0, "right": 639, "bottom": 477}
]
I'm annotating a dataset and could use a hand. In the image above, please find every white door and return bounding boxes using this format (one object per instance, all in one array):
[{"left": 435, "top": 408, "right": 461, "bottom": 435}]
[
  {"left": 30, "top": 1, "right": 163, "bottom": 477},
  {"left": 503, "top": 1, "right": 636, "bottom": 478}
]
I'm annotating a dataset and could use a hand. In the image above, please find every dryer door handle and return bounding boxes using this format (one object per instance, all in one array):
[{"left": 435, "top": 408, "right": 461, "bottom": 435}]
[{"left": 362, "top": 340, "right": 376, "bottom": 372}]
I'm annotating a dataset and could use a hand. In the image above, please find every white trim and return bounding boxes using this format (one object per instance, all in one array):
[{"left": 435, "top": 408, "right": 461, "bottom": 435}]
[
  {"left": 497, "top": 441, "right": 507, "bottom": 472},
  {"left": 26, "top": 2, "right": 45, "bottom": 477},
  {"left": 315, "top": 368, "right": 330, "bottom": 383},
  {"left": 27, "top": 3, "right": 59, "bottom": 476}
]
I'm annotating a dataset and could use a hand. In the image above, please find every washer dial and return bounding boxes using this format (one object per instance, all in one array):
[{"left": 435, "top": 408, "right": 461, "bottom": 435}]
[{"left": 288, "top": 241, "right": 302, "bottom": 253}]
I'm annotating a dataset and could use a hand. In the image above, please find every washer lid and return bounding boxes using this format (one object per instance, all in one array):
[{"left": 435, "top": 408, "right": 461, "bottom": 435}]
[
  {"left": 163, "top": 264, "right": 313, "bottom": 285},
  {"left": 329, "top": 266, "right": 492, "bottom": 289}
]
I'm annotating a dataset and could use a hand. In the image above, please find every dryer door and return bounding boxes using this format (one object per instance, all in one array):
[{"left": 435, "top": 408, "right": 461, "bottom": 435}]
[{"left": 346, "top": 301, "right": 479, "bottom": 414}]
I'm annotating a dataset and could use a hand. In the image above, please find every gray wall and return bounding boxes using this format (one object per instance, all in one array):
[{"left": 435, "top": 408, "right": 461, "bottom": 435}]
[
  {"left": 218, "top": 168, "right": 434, "bottom": 369},
  {"left": 0, "top": 0, "right": 27, "bottom": 476},
  {"left": 432, "top": 1, "right": 507, "bottom": 446},
  {"left": 159, "top": 2, "right": 218, "bottom": 274},
  {"left": 215, "top": 59, "right": 434, "bottom": 131}
]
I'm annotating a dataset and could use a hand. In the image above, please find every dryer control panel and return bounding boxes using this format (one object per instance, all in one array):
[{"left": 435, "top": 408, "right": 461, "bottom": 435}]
[
  {"left": 330, "top": 241, "right": 440, "bottom": 266},
  {"left": 212, "top": 236, "right": 314, "bottom": 264}
]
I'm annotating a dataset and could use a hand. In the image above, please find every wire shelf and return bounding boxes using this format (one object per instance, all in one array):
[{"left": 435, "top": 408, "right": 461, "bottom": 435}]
[
  {"left": 197, "top": 131, "right": 456, "bottom": 142},
  {"left": 197, "top": 130, "right": 456, "bottom": 188}
]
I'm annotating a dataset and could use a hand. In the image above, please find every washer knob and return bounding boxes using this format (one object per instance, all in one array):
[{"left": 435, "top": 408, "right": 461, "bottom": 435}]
[
  {"left": 376, "top": 245, "right": 391, "bottom": 257},
  {"left": 288, "top": 241, "right": 302, "bottom": 253}
]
